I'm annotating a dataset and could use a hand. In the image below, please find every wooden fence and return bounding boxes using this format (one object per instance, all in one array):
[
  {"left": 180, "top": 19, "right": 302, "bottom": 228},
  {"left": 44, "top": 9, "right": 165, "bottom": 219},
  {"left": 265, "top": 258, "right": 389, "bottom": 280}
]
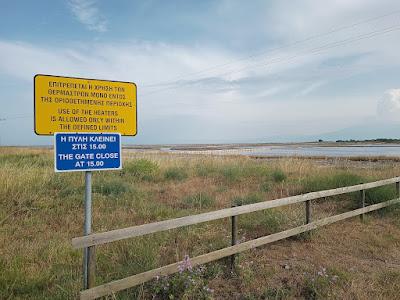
[{"left": 72, "top": 176, "right": 400, "bottom": 300}]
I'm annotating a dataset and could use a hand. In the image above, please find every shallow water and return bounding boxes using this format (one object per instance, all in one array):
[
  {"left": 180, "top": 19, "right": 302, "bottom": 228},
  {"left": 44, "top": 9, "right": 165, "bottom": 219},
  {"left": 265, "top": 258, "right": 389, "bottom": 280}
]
[
  {"left": 241, "top": 145, "right": 400, "bottom": 157},
  {"left": 163, "top": 144, "right": 400, "bottom": 157}
]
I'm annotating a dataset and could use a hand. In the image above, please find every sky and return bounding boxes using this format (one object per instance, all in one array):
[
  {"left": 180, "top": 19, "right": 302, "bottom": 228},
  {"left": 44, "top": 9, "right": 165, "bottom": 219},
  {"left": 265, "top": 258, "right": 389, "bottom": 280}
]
[{"left": 1, "top": 0, "right": 400, "bottom": 145}]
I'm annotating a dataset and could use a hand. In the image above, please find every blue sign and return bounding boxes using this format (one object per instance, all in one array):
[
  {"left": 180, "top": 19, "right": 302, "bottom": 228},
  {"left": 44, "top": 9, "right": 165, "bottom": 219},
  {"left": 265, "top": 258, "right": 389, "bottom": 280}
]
[{"left": 54, "top": 133, "right": 122, "bottom": 172}]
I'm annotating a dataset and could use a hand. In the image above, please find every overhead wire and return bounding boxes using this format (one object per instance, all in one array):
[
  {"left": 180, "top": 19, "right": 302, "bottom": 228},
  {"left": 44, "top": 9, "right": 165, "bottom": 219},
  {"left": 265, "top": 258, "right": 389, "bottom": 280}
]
[
  {"left": 141, "top": 23, "right": 400, "bottom": 96},
  {"left": 2, "top": 10, "right": 400, "bottom": 121},
  {"left": 0, "top": 114, "right": 33, "bottom": 122},
  {"left": 142, "top": 9, "right": 400, "bottom": 89}
]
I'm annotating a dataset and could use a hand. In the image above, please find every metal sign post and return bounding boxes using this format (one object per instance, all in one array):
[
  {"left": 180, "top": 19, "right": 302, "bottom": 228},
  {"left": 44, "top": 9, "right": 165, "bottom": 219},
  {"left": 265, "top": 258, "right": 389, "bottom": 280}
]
[
  {"left": 83, "top": 171, "right": 93, "bottom": 289},
  {"left": 35, "top": 74, "right": 137, "bottom": 292},
  {"left": 54, "top": 132, "right": 122, "bottom": 289}
]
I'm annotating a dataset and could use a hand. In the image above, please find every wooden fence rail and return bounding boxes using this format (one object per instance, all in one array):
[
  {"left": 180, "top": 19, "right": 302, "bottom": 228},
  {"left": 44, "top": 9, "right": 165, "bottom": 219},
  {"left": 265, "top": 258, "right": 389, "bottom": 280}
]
[
  {"left": 72, "top": 176, "right": 400, "bottom": 300},
  {"left": 72, "top": 176, "right": 400, "bottom": 249}
]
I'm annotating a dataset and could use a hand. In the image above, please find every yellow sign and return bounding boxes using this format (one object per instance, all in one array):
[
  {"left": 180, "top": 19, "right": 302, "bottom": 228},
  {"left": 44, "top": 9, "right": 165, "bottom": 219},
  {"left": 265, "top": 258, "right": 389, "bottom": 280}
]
[{"left": 34, "top": 75, "right": 137, "bottom": 136}]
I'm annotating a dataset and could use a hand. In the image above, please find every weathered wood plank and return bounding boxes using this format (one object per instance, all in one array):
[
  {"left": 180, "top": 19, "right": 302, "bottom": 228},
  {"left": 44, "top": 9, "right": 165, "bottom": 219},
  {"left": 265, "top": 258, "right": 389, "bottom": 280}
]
[
  {"left": 305, "top": 200, "right": 311, "bottom": 224},
  {"left": 87, "top": 246, "right": 96, "bottom": 289},
  {"left": 80, "top": 197, "right": 400, "bottom": 300},
  {"left": 73, "top": 177, "right": 400, "bottom": 249},
  {"left": 230, "top": 212, "right": 238, "bottom": 269},
  {"left": 360, "top": 189, "right": 366, "bottom": 221}
]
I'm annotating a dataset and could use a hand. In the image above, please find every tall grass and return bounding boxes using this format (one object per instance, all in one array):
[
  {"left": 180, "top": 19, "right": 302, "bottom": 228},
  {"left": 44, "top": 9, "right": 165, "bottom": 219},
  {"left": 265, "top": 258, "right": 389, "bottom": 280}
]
[
  {"left": 182, "top": 193, "right": 215, "bottom": 209},
  {"left": 300, "top": 172, "right": 364, "bottom": 193},
  {"left": 366, "top": 186, "right": 397, "bottom": 205},
  {"left": 123, "top": 158, "right": 160, "bottom": 181},
  {"left": 232, "top": 193, "right": 263, "bottom": 206},
  {"left": 93, "top": 177, "right": 130, "bottom": 196},
  {"left": 164, "top": 167, "right": 188, "bottom": 181},
  {"left": 271, "top": 169, "right": 286, "bottom": 183},
  {"left": 1, "top": 149, "right": 400, "bottom": 299},
  {"left": 240, "top": 208, "right": 287, "bottom": 235}
]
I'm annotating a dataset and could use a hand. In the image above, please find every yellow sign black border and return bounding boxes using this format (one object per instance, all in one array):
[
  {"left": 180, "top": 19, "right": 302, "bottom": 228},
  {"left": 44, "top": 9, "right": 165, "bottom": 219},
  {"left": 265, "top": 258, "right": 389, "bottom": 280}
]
[{"left": 34, "top": 74, "right": 137, "bottom": 136}]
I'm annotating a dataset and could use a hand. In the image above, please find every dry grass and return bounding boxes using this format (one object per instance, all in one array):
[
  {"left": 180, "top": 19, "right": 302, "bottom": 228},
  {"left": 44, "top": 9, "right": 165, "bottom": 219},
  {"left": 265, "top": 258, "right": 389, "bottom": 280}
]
[{"left": 1, "top": 147, "right": 400, "bottom": 299}]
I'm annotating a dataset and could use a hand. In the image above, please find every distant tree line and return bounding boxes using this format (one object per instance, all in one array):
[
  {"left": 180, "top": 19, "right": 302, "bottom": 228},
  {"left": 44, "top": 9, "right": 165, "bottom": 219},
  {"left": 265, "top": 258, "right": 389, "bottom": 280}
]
[{"left": 334, "top": 138, "right": 400, "bottom": 143}]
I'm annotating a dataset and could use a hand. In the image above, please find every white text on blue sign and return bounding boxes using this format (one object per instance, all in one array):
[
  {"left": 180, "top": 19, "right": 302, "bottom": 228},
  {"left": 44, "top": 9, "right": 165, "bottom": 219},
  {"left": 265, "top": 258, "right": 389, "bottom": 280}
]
[{"left": 54, "top": 133, "right": 122, "bottom": 172}]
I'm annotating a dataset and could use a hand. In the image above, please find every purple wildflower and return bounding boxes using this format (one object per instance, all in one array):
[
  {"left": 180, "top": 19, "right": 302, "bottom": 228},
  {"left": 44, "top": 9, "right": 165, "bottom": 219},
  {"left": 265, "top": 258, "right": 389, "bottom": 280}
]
[{"left": 178, "top": 254, "right": 193, "bottom": 273}]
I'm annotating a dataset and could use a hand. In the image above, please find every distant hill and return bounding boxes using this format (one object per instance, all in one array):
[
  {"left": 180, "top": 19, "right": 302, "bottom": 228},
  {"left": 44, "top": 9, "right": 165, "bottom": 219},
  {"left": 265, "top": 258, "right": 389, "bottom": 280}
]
[
  {"left": 267, "top": 120, "right": 400, "bottom": 143},
  {"left": 317, "top": 120, "right": 400, "bottom": 141}
]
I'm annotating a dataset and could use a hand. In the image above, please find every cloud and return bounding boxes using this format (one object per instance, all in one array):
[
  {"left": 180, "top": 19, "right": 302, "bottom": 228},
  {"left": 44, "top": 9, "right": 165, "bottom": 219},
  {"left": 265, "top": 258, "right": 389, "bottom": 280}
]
[
  {"left": 377, "top": 89, "right": 400, "bottom": 123},
  {"left": 297, "top": 81, "right": 326, "bottom": 96},
  {"left": 68, "top": 0, "right": 107, "bottom": 32},
  {"left": 264, "top": 0, "right": 399, "bottom": 41},
  {"left": 2, "top": 0, "right": 400, "bottom": 145},
  {"left": 0, "top": 36, "right": 396, "bottom": 130}
]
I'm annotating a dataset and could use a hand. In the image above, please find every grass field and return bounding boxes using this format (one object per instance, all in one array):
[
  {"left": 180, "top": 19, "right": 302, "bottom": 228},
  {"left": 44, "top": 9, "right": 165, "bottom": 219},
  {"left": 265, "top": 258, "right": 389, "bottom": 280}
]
[{"left": 1, "top": 147, "right": 400, "bottom": 299}]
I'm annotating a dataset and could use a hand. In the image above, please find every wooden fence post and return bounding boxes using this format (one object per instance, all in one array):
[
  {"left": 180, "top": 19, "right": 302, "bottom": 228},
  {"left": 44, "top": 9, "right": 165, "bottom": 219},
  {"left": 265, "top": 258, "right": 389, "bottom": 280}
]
[
  {"left": 305, "top": 200, "right": 311, "bottom": 224},
  {"left": 360, "top": 189, "right": 365, "bottom": 221},
  {"left": 76, "top": 176, "right": 400, "bottom": 299},
  {"left": 230, "top": 205, "right": 238, "bottom": 270},
  {"left": 88, "top": 246, "right": 96, "bottom": 288}
]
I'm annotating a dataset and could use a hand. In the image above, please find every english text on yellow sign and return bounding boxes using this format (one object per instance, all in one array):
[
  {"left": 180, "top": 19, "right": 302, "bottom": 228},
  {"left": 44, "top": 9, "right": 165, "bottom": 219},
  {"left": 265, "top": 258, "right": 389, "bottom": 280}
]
[{"left": 34, "top": 75, "right": 137, "bottom": 136}]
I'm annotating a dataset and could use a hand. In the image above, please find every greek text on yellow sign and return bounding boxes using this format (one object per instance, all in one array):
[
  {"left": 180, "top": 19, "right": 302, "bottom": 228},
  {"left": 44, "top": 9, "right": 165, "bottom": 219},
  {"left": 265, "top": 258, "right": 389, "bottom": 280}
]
[{"left": 34, "top": 75, "right": 137, "bottom": 136}]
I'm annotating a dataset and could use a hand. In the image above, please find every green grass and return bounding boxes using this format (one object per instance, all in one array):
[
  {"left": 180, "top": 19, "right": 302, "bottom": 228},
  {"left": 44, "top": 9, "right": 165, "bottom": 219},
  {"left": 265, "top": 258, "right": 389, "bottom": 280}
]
[
  {"left": 218, "top": 163, "right": 270, "bottom": 184},
  {"left": 301, "top": 267, "right": 350, "bottom": 300},
  {"left": 262, "top": 285, "right": 293, "bottom": 300},
  {"left": 98, "top": 236, "right": 167, "bottom": 280},
  {"left": 271, "top": 169, "right": 286, "bottom": 182},
  {"left": 300, "top": 172, "right": 364, "bottom": 193},
  {"left": 195, "top": 162, "right": 218, "bottom": 177},
  {"left": 93, "top": 177, "right": 130, "bottom": 196},
  {"left": 377, "top": 270, "right": 400, "bottom": 298},
  {"left": 164, "top": 167, "right": 188, "bottom": 181},
  {"left": 232, "top": 194, "right": 263, "bottom": 206},
  {"left": 0, "top": 153, "right": 52, "bottom": 168},
  {"left": 259, "top": 181, "right": 270, "bottom": 192},
  {"left": 240, "top": 208, "right": 287, "bottom": 234},
  {"left": 220, "top": 165, "right": 242, "bottom": 183},
  {"left": 1, "top": 150, "right": 400, "bottom": 299},
  {"left": 182, "top": 193, "right": 215, "bottom": 209},
  {"left": 366, "top": 185, "right": 397, "bottom": 204},
  {"left": 365, "top": 185, "right": 399, "bottom": 214},
  {"left": 47, "top": 174, "right": 82, "bottom": 198},
  {"left": 123, "top": 158, "right": 159, "bottom": 181}
]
